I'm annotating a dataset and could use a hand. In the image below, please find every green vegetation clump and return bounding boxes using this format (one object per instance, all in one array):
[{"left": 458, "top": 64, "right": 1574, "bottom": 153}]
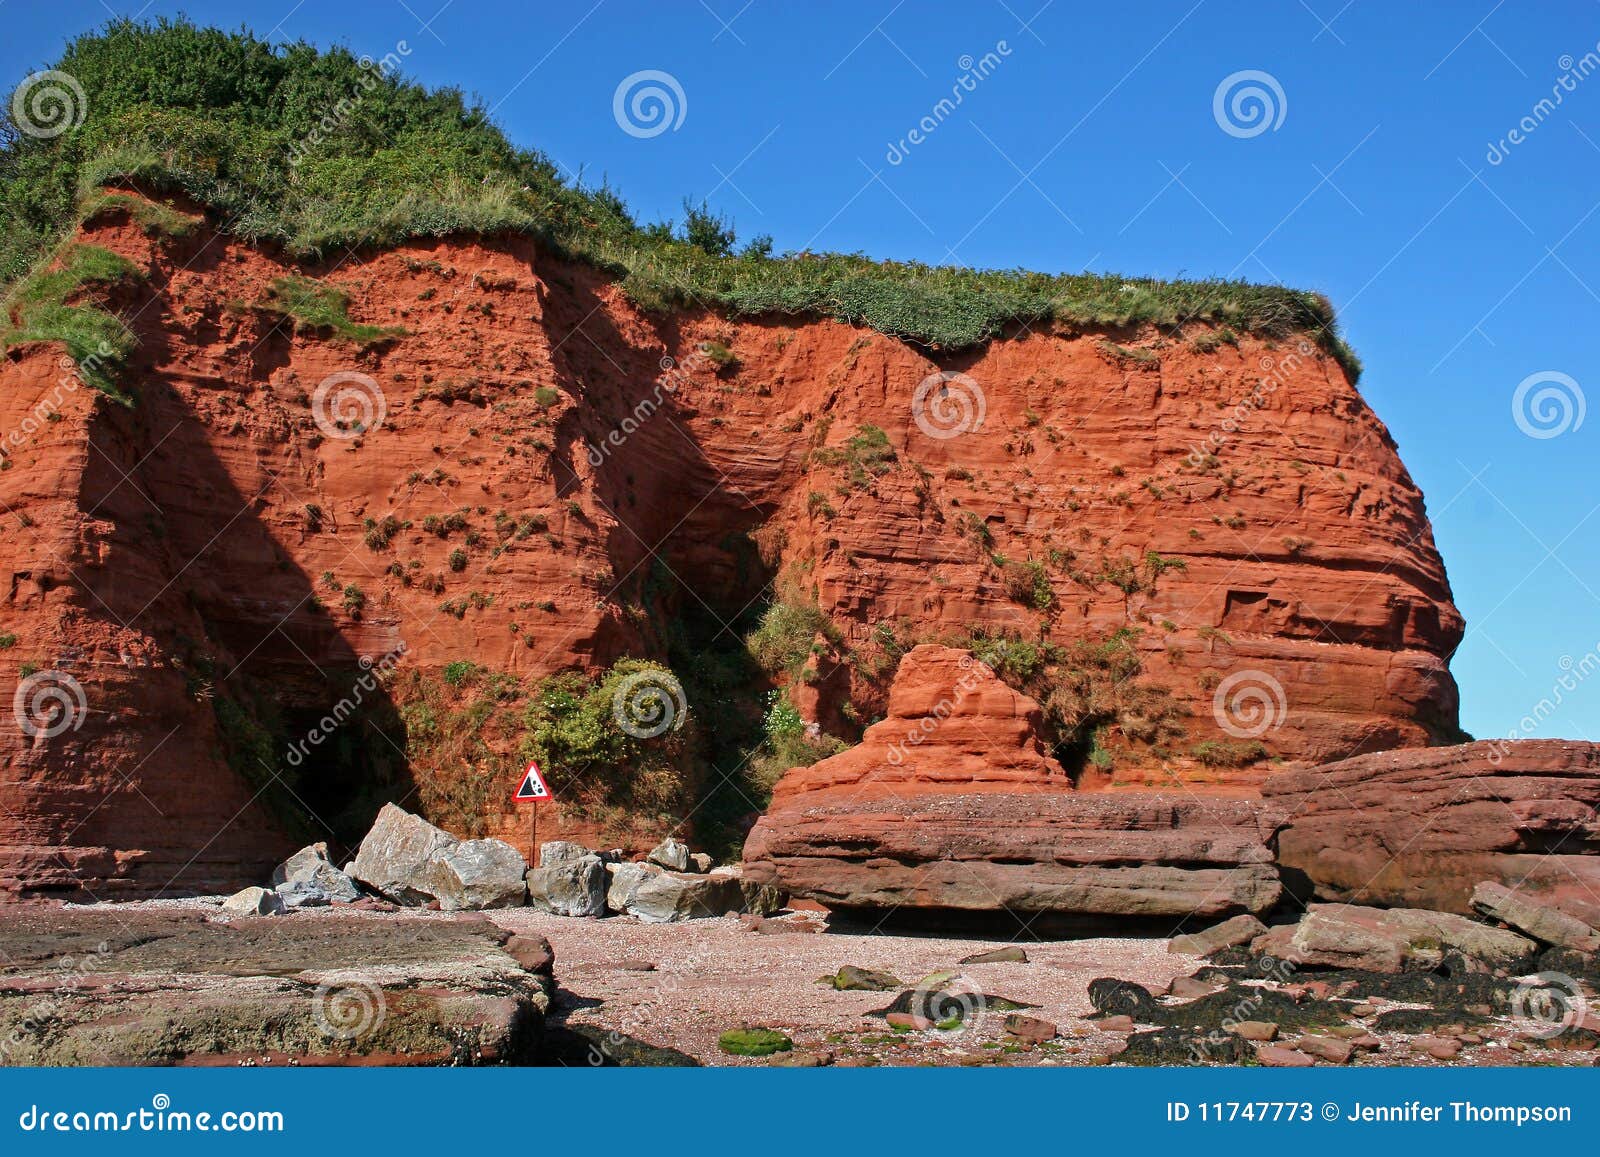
[
  {"left": 747, "top": 596, "right": 837, "bottom": 676},
  {"left": 0, "top": 19, "right": 1361, "bottom": 377},
  {"left": 262, "top": 274, "right": 404, "bottom": 345},
  {"left": 717, "top": 1028, "right": 792, "bottom": 1057},
  {"left": 0, "top": 243, "right": 139, "bottom": 397},
  {"left": 812, "top": 424, "right": 897, "bottom": 491}
]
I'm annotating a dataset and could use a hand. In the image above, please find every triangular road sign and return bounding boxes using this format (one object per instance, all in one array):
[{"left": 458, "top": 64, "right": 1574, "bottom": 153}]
[{"left": 515, "top": 760, "right": 551, "bottom": 802}]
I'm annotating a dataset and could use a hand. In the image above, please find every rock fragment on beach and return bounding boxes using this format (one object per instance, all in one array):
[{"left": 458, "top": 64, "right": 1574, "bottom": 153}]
[
  {"left": 526, "top": 844, "right": 607, "bottom": 917},
  {"left": 271, "top": 842, "right": 361, "bottom": 905},
  {"left": 1250, "top": 903, "right": 1536, "bottom": 973},
  {"left": 960, "top": 946, "right": 1029, "bottom": 964},
  {"left": 605, "top": 861, "right": 745, "bottom": 922},
  {"left": 221, "top": 886, "right": 284, "bottom": 916},
  {"left": 830, "top": 965, "right": 902, "bottom": 991},
  {"left": 647, "top": 836, "right": 691, "bottom": 872},
  {"left": 349, "top": 803, "right": 527, "bottom": 910},
  {"left": 1168, "top": 913, "right": 1268, "bottom": 957}
]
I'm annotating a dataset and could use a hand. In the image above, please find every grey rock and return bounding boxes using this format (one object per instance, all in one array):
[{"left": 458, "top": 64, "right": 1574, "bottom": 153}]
[
  {"left": 274, "top": 880, "right": 331, "bottom": 909},
  {"left": 605, "top": 862, "right": 661, "bottom": 914},
  {"left": 526, "top": 854, "right": 607, "bottom": 917},
  {"left": 271, "top": 842, "right": 331, "bottom": 887},
  {"left": 647, "top": 837, "right": 691, "bottom": 872},
  {"left": 273, "top": 846, "right": 361, "bottom": 905},
  {"left": 1471, "top": 881, "right": 1600, "bottom": 952},
  {"left": 606, "top": 861, "right": 743, "bottom": 922},
  {"left": 539, "top": 841, "right": 595, "bottom": 868},
  {"left": 351, "top": 804, "right": 458, "bottom": 905},
  {"left": 1169, "top": 913, "right": 1269, "bottom": 957},
  {"left": 221, "top": 886, "right": 284, "bottom": 916},
  {"left": 350, "top": 804, "right": 527, "bottom": 910},
  {"left": 432, "top": 839, "right": 528, "bottom": 911},
  {"left": 729, "top": 867, "right": 787, "bottom": 916}
]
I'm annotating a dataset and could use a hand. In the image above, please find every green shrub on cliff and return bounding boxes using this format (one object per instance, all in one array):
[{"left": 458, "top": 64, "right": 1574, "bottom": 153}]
[{"left": 0, "top": 18, "right": 1361, "bottom": 377}]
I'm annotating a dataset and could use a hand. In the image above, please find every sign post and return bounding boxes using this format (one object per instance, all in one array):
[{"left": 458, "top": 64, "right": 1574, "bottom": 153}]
[{"left": 514, "top": 760, "right": 552, "bottom": 867}]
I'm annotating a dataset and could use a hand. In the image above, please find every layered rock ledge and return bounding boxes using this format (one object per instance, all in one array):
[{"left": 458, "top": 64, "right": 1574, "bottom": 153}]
[
  {"left": 745, "top": 646, "right": 1286, "bottom": 922},
  {"left": 1265, "top": 739, "right": 1600, "bottom": 914}
]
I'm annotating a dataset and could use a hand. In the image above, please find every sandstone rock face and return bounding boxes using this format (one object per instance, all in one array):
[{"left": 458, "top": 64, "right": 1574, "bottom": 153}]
[
  {"left": 1265, "top": 740, "right": 1600, "bottom": 914},
  {"left": 0, "top": 201, "right": 1463, "bottom": 897},
  {"left": 744, "top": 646, "right": 1285, "bottom": 920}
]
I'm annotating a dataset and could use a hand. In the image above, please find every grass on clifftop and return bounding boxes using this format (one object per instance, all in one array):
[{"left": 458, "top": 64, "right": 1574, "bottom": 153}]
[
  {"left": 0, "top": 18, "right": 1360, "bottom": 377},
  {"left": 0, "top": 242, "right": 139, "bottom": 398}
]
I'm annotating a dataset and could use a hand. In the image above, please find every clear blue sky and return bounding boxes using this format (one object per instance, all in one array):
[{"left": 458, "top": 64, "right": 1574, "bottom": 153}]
[{"left": 6, "top": 0, "right": 1598, "bottom": 744}]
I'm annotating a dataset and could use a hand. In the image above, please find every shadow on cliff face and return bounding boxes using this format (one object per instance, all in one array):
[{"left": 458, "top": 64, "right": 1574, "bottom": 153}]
[
  {"left": 41, "top": 295, "right": 422, "bottom": 891},
  {"left": 537, "top": 271, "right": 788, "bottom": 858}
]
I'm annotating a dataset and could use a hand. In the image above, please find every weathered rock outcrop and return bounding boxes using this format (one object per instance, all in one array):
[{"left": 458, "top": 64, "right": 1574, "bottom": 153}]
[
  {"left": 0, "top": 196, "right": 1463, "bottom": 897},
  {"left": 1265, "top": 740, "right": 1600, "bottom": 913},
  {"left": 0, "top": 907, "right": 553, "bottom": 1065},
  {"left": 1250, "top": 902, "right": 1538, "bottom": 973},
  {"left": 744, "top": 646, "right": 1286, "bottom": 920}
]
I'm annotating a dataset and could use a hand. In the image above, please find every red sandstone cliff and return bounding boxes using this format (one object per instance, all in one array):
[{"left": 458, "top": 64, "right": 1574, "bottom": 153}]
[{"left": 0, "top": 192, "right": 1462, "bottom": 897}]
